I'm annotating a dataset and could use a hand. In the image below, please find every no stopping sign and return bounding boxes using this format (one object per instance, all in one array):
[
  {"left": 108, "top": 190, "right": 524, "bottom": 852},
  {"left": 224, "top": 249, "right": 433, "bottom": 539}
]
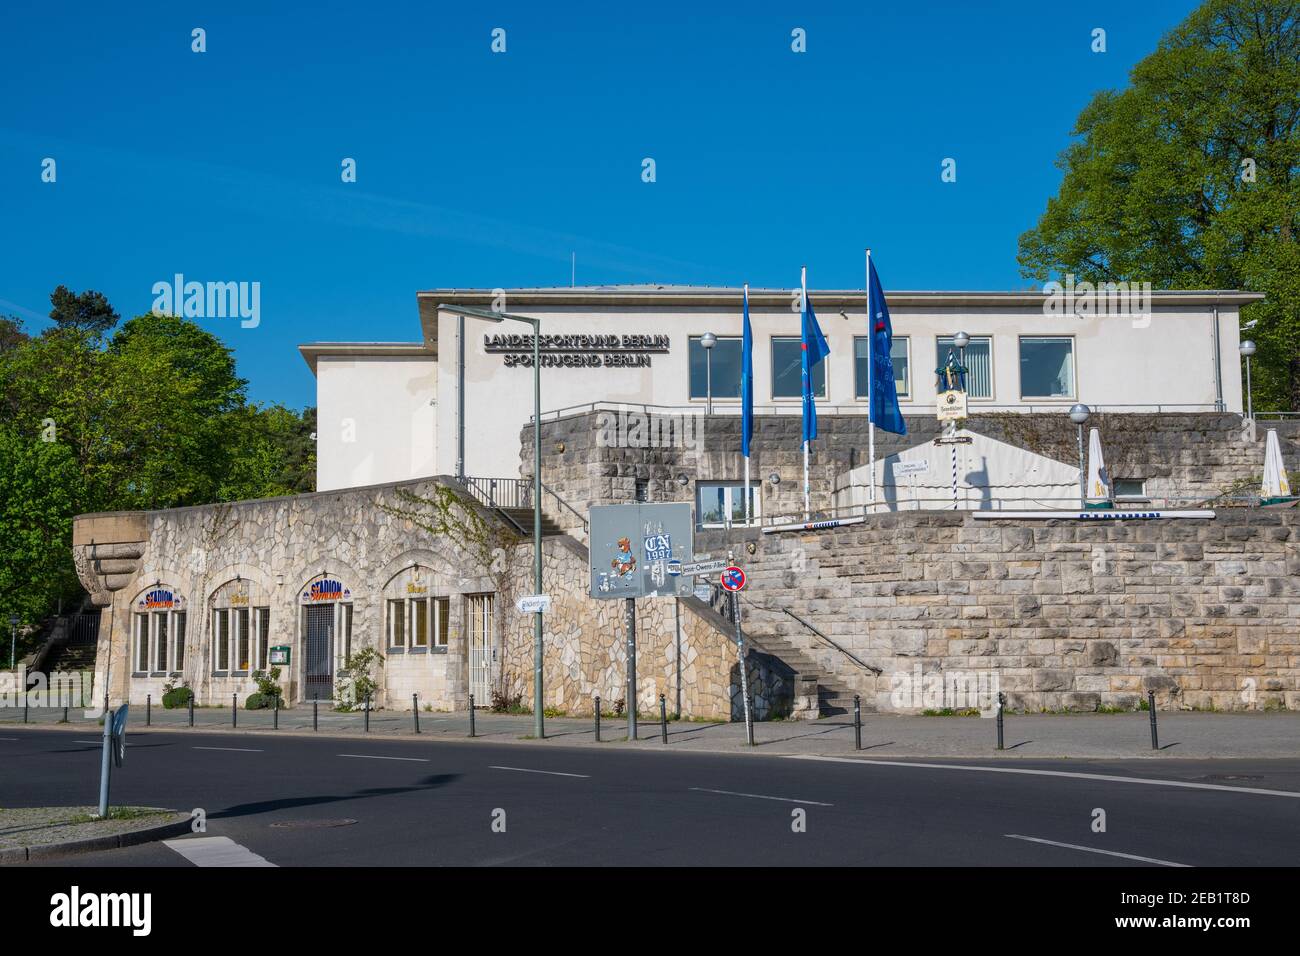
[{"left": 720, "top": 566, "right": 746, "bottom": 592}]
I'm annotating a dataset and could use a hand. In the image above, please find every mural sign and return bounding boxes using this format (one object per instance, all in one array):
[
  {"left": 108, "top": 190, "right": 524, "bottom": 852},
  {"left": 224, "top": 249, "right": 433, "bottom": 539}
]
[
  {"left": 300, "top": 578, "right": 351, "bottom": 605},
  {"left": 589, "top": 503, "right": 694, "bottom": 600}
]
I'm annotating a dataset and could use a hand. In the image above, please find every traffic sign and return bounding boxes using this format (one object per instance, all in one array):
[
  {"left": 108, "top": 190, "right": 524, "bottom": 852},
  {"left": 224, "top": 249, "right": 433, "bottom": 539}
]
[
  {"left": 680, "top": 558, "right": 727, "bottom": 577},
  {"left": 516, "top": 594, "right": 552, "bottom": 614},
  {"left": 720, "top": 566, "right": 746, "bottom": 592}
]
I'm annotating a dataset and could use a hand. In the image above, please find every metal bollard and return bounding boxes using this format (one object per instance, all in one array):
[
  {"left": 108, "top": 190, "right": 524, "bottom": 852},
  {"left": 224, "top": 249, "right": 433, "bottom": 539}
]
[
  {"left": 1148, "top": 691, "right": 1159, "bottom": 750},
  {"left": 273, "top": 693, "right": 279, "bottom": 730},
  {"left": 996, "top": 692, "right": 1006, "bottom": 751},
  {"left": 146, "top": 694, "right": 151, "bottom": 726},
  {"left": 594, "top": 696, "right": 601, "bottom": 742},
  {"left": 188, "top": 693, "right": 194, "bottom": 727},
  {"left": 469, "top": 695, "right": 476, "bottom": 737},
  {"left": 364, "top": 693, "right": 370, "bottom": 733},
  {"left": 313, "top": 698, "right": 318, "bottom": 731},
  {"left": 413, "top": 694, "right": 420, "bottom": 734},
  {"left": 659, "top": 694, "right": 668, "bottom": 744},
  {"left": 746, "top": 695, "right": 755, "bottom": 747},
  {"left": 62, "top": 704, "right": 69, "bottom": 724},
  {"left": 23, "top": 694, "right": 28, "bottom": 724},
  {"left": 232, "top": 693, "right": 237, "bottom": 728},
  {"left": 854, "top": 695, "right": 862, "bottom": 751}
]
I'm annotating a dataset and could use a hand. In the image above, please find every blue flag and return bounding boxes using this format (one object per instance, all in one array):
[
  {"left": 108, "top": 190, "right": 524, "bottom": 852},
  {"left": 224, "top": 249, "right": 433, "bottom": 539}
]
[
  {"left": 741, "top": 285, "right": 754, "bottom": 458},
  {"left": 800, "top": 272, "right": 830, "bottom": 443},
  {"left": 867, "top": 259, "right": 907, "bottom": 436}
]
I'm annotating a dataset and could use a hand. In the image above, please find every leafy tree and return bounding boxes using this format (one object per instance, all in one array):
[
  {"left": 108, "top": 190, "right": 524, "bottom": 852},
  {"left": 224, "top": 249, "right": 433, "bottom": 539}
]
[
  {"left": 48, "top": 285, "right": 120, "bottom": 337},
  {"left": 1018, "top": 0, "right": 1299, "bottom": 411},
  {"left": 0, "top": 316, "right": 27, "bottom": 352}
]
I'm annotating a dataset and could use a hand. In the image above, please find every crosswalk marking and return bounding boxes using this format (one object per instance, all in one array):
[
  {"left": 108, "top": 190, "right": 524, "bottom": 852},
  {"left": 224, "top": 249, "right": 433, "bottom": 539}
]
[{"left": 164, "top": 836, "right": 276, "bottom": 867}]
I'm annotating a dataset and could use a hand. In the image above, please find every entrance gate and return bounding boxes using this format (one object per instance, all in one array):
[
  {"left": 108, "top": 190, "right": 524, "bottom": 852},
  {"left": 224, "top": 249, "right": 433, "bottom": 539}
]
[{"left": 304, "top": 605, "right": 335, "bottom": 701}]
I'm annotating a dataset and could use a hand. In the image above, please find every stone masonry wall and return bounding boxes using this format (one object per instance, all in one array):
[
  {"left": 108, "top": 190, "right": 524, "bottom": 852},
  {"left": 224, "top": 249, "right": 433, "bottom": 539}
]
[{"left": 698, "top": 508, "right": 1300, "bottom": 713}]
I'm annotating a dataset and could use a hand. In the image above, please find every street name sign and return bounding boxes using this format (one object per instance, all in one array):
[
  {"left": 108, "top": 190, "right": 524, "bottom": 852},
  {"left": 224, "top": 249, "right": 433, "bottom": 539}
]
[
  {"left": 680, "top": 558, "right": 727, "bottom": 577},
  {"left": 516, "top": 594, "right": 552, "bottom": 614}
]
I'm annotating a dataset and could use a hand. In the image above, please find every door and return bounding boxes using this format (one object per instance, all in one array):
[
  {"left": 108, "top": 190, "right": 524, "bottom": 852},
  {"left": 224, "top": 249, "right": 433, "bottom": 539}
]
[
  {"left": 304, "top": 605, "right": 335, "bottom": 701},
  {"left": 467, "top": 595, "right": 495, "bottom": 707}
]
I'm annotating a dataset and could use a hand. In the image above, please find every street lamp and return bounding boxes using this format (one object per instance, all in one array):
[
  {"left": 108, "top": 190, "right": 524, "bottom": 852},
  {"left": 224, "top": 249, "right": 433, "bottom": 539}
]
[
  {"left": 953, "top": 331, "right": 970, "bottom": 374},
  {"left": 440, "top": 303, "right": 546, "bottom": 741},
  {"left": 700, "top": 332, "right": 717, "bottom": 416},
  {"left": 1069, "top": 403, "right": 1090, "bottom": 508},
  {"left": 8, "top": 614, "right": 16, "bottom": 671},
  {"left": 1240, "top": 340, "right": 1256, "bottom": 422}
]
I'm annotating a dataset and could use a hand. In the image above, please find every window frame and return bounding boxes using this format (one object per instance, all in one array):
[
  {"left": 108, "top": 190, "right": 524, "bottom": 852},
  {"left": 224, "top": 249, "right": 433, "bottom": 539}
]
[
  {"left": 853, "top": 334, "right": 911, "bottom": 400},
  {"left": 213, "top": 608, "right": 230, "bottom": 673},
  {"left": 134, "top": 613, "right": 150, "bottom": 674},
  {"left": 696, "top": 481, "right": 763, "bottom": 528},
  {"left": 687, "top": 334, "right": 744, "bottom": 402},
  {"left": 936, "top": 334, "right": 994, "bottom": 401},
  {"left": 1018, "top": 334, "right": 1078, "bottom": 401},
  {"left": 1113, "top": 478, "right": 1149, "bottom": 501},
  {"left": 770, "top": 335, "right": 828, "bottom": 401}
]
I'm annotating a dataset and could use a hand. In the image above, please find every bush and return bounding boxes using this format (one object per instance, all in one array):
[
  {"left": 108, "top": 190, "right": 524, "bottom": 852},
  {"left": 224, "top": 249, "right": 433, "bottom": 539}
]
[
  {"left": 244, "top": 692, "right": 267, "bottom": 710},
  {"left": 251, "top": 667, "right": 283, "bottom": 706},
  {"left": 161, "top": 684, "right": 193, "bottom": 709}
]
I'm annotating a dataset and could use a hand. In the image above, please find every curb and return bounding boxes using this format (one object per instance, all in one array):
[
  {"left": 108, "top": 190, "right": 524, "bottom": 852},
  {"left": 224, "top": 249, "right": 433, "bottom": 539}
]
[{"left": 2, "top": 813, "right": 193, "bottom": 864}]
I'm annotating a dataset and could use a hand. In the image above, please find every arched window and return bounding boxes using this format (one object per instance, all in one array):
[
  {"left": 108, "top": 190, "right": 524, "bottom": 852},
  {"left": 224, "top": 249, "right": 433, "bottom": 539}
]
[
  {"left": 131, "top": 585, "right": 187, "bottom": 676},
  {"left": 211, "top": 578, "right": 271, "bottom": 675},
  {"left": 383, "top": 565, "right": 449, "bottom": 654}
]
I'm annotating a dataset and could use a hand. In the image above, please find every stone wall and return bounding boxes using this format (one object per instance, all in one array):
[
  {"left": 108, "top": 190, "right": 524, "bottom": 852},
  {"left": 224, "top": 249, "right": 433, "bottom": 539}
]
[
  {"left": 697, "top": 508, "right": 1300, "bottom": 713},
  {"left": 499, "top": 536, "right": 793, "bottom": 721},
  {"left": 527, "top": 410, "right": 1300, "bottom": 524}
]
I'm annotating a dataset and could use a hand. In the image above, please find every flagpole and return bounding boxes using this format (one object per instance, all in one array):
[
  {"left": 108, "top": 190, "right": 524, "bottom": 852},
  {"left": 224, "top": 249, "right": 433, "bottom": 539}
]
[
  {"left": 743, "top": 283, "right": 752, "bottom": 526},
  {"left": 866, "top": 248, "right": 876, "bottom": 511},
  {"left": 801, "top": 267, "right": 811, "bottom": 521}
]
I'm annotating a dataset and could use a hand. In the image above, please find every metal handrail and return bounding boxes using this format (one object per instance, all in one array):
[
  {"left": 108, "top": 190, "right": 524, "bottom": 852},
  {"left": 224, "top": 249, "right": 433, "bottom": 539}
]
[
  {"left": 737, "top": 594, "right": 882, "bottom": 675},
  {"left": 541, "top": 483, "right": 588, "bottom": 533},
  {"left": 532, "top": 400, "right": 1232, "bottom": 423}
]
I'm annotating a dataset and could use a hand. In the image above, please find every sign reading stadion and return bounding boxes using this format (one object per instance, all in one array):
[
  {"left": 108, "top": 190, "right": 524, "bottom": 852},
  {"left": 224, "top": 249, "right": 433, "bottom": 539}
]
[{"left": 485, "top": 333, "right": 670, "bottom": 369}]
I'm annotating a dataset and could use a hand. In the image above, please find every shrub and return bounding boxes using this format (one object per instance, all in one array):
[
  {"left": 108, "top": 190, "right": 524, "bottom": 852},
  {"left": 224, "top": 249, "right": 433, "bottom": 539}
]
[
  {"left": 489, "top": 687, "right": 524, "bottom": 713},
  {"left": 251, "top": 667, "right": 283, "bottom": 706},
  {"left": 161, "top": 684, "right": 193, "bottom": 709},
  {"left": 244, "top": 692, "right": 267, "bottom": 710}
]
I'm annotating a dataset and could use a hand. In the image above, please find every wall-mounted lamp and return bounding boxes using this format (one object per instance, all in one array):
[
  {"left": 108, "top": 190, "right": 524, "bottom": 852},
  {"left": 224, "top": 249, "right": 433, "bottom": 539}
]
[
  {"left": 768, "top": 473, "right": 781, "bottom": 486},
  {"left": 676, "top": 474, "right": 689, "bottom": 487},
  {"left": 555, "top": 441, "right": 566, "bottom": 454}
]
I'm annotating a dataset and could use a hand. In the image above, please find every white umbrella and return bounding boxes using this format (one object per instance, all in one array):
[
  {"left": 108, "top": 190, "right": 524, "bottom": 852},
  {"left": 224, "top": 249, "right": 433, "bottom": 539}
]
[
  {"left": 1262, "top": 428, "right": 1292, "bottom": 499},
  {"left": 1086, "top": 427, "right": 1111, "bottom": 505}
]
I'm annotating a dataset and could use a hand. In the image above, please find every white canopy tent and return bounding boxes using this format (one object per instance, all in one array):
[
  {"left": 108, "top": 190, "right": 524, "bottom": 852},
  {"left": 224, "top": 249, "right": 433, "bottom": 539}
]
[{"left": 834, "top": 429, "right": 1081, "bottom": 512}]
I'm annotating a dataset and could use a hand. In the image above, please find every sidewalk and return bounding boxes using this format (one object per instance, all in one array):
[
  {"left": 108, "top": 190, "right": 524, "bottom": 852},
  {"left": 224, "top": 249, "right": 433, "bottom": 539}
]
[{"left": 5, "top": 705, "right": 1299, "bottom": 760}]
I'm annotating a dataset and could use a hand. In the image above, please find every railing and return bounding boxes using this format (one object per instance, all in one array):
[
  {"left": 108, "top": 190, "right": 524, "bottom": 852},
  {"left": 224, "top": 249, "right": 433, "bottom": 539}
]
[
  {"left": 533, "top": 400, "right": 1231, "bottom": 423},
  {"left": 462, "top": 476, "right": 533, "bottom": 510},
  {"left": 542, "top": 484, "right": 589, "bottom": 533},
  {"left": 737, "top": 595, "right": 882, "bottom": 676}
]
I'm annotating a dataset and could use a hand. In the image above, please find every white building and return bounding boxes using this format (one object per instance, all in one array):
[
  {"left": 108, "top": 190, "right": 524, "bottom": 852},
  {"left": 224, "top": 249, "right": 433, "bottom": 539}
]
[{"left": 299, "top": 287, "right": 1259, "bottom": 491}]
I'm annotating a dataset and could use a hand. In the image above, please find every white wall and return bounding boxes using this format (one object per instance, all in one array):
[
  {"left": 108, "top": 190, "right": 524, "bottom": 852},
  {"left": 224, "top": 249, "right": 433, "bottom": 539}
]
[{"left": 316, "top": 356, "right": 437, "bottom": 491}]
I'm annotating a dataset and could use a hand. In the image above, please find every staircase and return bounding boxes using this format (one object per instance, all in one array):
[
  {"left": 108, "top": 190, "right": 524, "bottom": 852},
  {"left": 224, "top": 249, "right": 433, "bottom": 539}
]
[
  {"left": 497, "top": 507, "right": 565, "bottom": 537},
  {"left": 44, "top": 642, "right": 98, "bottom": 673}
]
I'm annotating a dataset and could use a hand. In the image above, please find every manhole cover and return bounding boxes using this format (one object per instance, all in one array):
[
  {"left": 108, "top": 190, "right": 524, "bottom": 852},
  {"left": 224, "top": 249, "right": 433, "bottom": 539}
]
[
  {"left": 1202, "top": 775, "right": 1263, "bottom": 782},
  {"left": 270, "top": 818, "right": 358, "bottom": 829}
]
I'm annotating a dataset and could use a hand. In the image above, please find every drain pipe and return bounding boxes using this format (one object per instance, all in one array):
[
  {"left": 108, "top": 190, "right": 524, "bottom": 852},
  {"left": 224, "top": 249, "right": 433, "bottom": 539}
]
[
  {"left": 456, "top": 313, "right": 465, "bottom": 479},
  {"left": 1212, "top": 305, "right": 1225, "bottom": 412}
]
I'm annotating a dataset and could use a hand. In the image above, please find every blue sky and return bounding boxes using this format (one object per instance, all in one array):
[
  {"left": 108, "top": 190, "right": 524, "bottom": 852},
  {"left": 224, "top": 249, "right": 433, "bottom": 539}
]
[{"left": 0, "top": 0, "right": 1200, "bottom": 410}]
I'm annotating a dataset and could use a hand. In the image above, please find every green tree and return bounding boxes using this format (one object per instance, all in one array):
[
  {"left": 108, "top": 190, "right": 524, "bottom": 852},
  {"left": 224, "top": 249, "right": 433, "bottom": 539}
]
[
  {"left": 48, "top": 285, "right": 120, "bottom": 337},
  {"left": 1018, "top": 0, "right": 1299, "bottom": 411}
]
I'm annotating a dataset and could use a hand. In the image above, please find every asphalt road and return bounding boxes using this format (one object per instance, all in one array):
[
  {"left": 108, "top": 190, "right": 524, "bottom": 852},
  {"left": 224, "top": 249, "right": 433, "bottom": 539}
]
[{"left": 3, "top": 728, "right": 1298, "bottom": 867}]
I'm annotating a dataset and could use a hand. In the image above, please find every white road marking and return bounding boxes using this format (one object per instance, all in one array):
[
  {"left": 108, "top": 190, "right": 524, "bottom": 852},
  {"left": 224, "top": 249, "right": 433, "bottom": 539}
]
[
  {"left": 0, "top": 737, "right": 18, "bottom": 741},
  {"left": 164, "top": 836, "right": 276, "bottom": 867},
  {"left": 338, "top": 753, "right": 429, "bottom": 762},
  {"left": 787, "top": 754, "right": 1300, "bottom": 799},
  {"left": 74, "top": 739, "right": 103, "bottom": 744},
  {"left": 1006, "top": 834, "right": 1190, "bottom": 867},
  {"left": 490, "top": 765, "right": 589, "bottom": 778},
  {"left": 690, "top": 787, "right": 833, "bottom": 806},
  {"left": 193, "top": 746, "right": 264, "bottom": 753}
]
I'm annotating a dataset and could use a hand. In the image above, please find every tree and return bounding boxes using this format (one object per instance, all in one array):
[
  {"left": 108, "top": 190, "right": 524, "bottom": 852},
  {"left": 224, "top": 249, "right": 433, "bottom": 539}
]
[
  {"left": 1018, "top": 0, "right": 1300, "bottom": 411},
  {"left": 48, "top": 285, "right": 120, "bottom": 337},
  {"left": 0, "top": 316, "right": 27, "bottom": 353}
]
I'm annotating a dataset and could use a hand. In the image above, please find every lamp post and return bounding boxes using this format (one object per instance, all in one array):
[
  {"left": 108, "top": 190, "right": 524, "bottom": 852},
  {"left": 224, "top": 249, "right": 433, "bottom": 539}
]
[
  {"left": 1069, "top": 403, "right": 1090, "bottom": 508},
  {"left": 1240, "top": 340, "right": 1256, "bottom": 422},
  {"left": 700, "top": 332, "right": 717, "bottom": 416},
  {"left": 8, "top": 614, "right": 16, "bottom": 671},
  {"left": 440, "top": 304, "right": 546, "bottom": 740},
  {"left": 953, "top": 331, "right": 970, "bottom": 380}
]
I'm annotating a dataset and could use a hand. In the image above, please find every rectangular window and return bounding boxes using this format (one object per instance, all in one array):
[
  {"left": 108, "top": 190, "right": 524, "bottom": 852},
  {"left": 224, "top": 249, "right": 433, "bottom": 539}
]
[
  {"left": 214, "top": 609, "right": 229, "bottom": 671},
  {"left": 853, "top": 336, "right": 910, "bottom": 399},
  {"left": 771, "top": 337, "right": 826, "bottom": 399},
  {"left": 1019, "top": 336, "right": 1075, "bottom": 399},
  {"left": 697, "top": 482, "right": 762, "bottom": 528},
  {"left": 134, "top": 614, "right": 149, "bottom": 673},
  {"left": 255, "top": 608, "right": 270, "bottom": 670},
  {"left": 434, "top": 598, "right": 450, "bottom": 647},
  {"left": 174, "top": 612, "right": 186, "bottom": 672},
  {"left": 467, "top": 594, "right": 494, "bottom": 648},
  {"left": 1114, "top": 479, "right": 1148, "bottom": 500},
  {"left": 235, "top": 608, "right": 250, "bottom": 671},
  {"left": 937, "top": 336, "right": 992, "bottom": 399},
  {"left": 153, "top": 611, "right": 168, "bottom": 672},
  {"left": 413, "top": 599, "right": 430, "bottom": 648},
  {"left": 688, "top": 336, "right": 743, "bottom": 399},
  {"left": 388, "top": 599, "right": 406, "bottom": 648}
]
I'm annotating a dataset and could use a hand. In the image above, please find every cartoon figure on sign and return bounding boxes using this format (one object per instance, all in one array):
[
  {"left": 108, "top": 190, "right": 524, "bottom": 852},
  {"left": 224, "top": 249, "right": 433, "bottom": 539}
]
[{"left": 610, "top": 537, "right": 637, "bottom": 578}]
